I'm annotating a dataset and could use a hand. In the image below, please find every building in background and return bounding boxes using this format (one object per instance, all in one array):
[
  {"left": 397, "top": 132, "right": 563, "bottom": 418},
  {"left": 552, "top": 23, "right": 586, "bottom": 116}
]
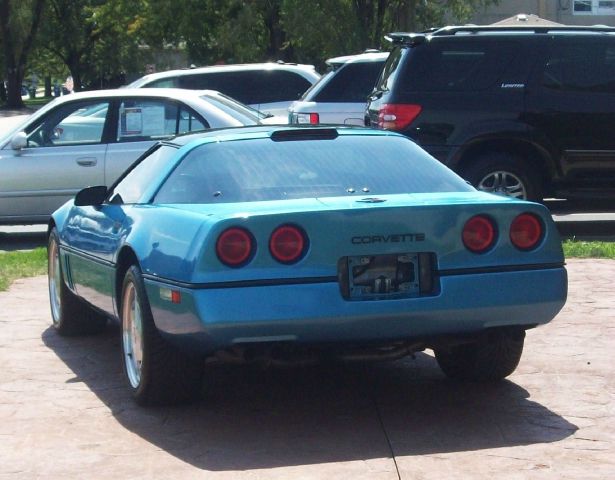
[{"left": 470, "top": 0, "right": 615, "bottom": 26}]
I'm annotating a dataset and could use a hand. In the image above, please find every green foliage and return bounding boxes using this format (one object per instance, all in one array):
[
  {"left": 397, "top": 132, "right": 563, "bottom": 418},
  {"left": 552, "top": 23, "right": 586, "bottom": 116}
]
[
  {"left": 282, "top": 0, "right": 361, "bottom": 66},
  {"left": 5, "top": 0, "right": 500, "bottom": 89},
  {"left": 36, "top": 0, "right": 146, "bottom": 89},
  {"left": 0, "top": 0, "right": 46, "bottom": 107},
  {"left": 0, "top": 247, "right": 47, "bottom": 291}
]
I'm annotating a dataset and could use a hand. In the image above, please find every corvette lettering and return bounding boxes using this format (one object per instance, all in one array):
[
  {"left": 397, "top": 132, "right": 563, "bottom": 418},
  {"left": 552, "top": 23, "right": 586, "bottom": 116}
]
[{"left": 351, "top": 233, "right": 425, "bottom": 244}]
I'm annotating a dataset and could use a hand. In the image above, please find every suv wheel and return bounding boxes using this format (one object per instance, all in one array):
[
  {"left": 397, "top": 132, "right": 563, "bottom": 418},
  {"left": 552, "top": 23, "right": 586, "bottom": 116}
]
[{"left": 462, "top": 152, "right": 542, "bottom": 202}]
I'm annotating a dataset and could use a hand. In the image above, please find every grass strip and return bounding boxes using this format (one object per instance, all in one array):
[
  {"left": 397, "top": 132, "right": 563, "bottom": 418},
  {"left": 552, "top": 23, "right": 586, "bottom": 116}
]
[
  {"left": 0, "top": 241, "right": 613, "bottom": 292},
  {"left": 562, "top": 239, "right": 615, "bottom": 259},
  {"left": 0, "top": 247, "right": 47, "bottom": 291}
]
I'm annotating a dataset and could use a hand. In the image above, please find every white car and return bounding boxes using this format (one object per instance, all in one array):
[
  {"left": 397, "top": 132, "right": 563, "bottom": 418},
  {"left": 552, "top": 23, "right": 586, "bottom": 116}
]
[
  {"left": 289, "top": 51, "right": 388, "bottom": 126},
  {"left": 127, "top": 62, "right": 320, "bottom": 118},
  {"left": 0, "top": 88, "right": 260, "bottom": 225}
]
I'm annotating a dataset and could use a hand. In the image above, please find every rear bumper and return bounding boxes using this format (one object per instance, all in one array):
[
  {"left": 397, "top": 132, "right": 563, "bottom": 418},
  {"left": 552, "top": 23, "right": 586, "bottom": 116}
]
[{"left": 146, "top": 266, "right": 567, "bottom": 354}]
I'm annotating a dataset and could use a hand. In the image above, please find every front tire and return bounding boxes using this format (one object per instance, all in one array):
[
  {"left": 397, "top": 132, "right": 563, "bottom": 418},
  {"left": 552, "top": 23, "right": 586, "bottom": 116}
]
[
  {"left": 435, "top": 329, "right": 525, "bottom": 382},
  {"left": 121, "top": 265, "right": 203, "bottom": 405},
  {"left": 462, "top": 152, "right": 542, "bottom": 202},
  {"left": 48, "top": 228, "right": 107, "bottom": 336}
]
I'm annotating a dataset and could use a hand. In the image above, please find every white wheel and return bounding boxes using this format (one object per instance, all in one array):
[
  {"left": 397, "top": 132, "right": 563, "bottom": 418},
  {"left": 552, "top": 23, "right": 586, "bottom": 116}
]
[
  {"left": 47, "top": 228, "right": 107, "bottom": 336},
  {"left": 122, "top": 280, "right": 144, "bottom": 389},
  {"left": 48, "top": 235, "right": 63, "bottom": 327},
  {"left": 120, "top": 265, "right": 203, "bottom": 405}
]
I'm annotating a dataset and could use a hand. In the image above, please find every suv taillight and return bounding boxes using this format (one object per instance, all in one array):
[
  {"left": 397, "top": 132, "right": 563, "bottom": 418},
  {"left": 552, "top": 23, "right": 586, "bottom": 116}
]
[{"left": 377, "top": 104, "right": 422, "bottom": 130}]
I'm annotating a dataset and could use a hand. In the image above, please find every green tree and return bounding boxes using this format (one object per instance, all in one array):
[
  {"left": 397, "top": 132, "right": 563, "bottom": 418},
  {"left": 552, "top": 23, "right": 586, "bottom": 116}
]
[
  {"left": 137, "top": 0, "right": 267, "bottom": 66},
  {"left": 110, "top": 0, "right": 500, "bottom": 74},
  {"left": 0, "top": 0, "right": 46, "bottom": 108},
  {"left": 282, "top": 0, "right": 499, "bottom": 67},
  {"left": 37, "top": 0, "right": 143, "bottom": 91}
]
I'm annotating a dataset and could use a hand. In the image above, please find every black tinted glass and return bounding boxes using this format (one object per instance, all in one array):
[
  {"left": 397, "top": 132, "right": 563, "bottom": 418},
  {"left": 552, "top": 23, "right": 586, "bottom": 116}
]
[
  {"left": 177, "top": 70, "right": 312, "bottom": 104},
  {"left": 375, "top": 47, "right": 405, "bottom": 92},
  {"left": 154, "top": 135, "right": 472, "bottom": 204},
  {"left": 543, "top": 42, "right": 615, "bottom": 93},
  {"left": 401, "top": 40, "right": 520, "bottom": 92},
  {"left": 313, "top": 61, "right": 385, "bottom": 102}
]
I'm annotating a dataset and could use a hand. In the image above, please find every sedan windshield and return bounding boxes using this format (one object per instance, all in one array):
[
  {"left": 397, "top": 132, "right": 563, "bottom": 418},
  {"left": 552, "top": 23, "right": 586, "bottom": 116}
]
[{"left": 154, "top": 134, "right": 473, "bottom": 204}]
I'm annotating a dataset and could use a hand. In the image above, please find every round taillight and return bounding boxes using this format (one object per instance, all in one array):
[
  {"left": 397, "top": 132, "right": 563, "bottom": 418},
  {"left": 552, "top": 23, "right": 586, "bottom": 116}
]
[
  {"left": 216, "top": 227, "right": 254, "bottom": 267},
  {"left": 269, "top": 225, "right": 307, "bottom": 264},
  {"left": 463, "top": 215, "right": 496, "bottom": 253},
  {"left": 510, "top": 213, "right": 543, "bottom": 251}
]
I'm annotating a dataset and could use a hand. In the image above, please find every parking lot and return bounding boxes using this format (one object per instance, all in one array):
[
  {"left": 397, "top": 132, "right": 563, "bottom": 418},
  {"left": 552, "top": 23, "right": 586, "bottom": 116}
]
[{"left": 0, "top": 259, "right": 613, "bottom": 479}]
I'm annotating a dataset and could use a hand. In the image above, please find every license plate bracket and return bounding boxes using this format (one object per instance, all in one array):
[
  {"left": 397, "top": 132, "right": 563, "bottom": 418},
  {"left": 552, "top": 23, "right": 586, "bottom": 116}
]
[{"left": 346, "top": 253, "right": 420, "bottom": 300}]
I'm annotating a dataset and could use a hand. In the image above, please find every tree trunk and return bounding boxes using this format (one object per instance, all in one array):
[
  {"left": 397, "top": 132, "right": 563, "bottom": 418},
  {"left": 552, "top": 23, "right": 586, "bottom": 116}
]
[
  {"left": 44, "top": 76, "right": 52, "bottom": 97},
  {"left": 5, "top": 67, "right": 25, "bottom": 108},
  {"left": 263, "top": 1, "right": 286, "bottom": 61},
  {"left": 0, "top": 0, "right": 46, "bottom": 108},
  {"left": 68, "top": 67, "right": 82, "bottom": 92}
]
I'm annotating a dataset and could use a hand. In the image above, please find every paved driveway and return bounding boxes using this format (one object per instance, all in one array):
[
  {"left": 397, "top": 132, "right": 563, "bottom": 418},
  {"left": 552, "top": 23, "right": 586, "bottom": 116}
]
[{"left": 0, "top": 259, "right": 614, "bottom": 479}]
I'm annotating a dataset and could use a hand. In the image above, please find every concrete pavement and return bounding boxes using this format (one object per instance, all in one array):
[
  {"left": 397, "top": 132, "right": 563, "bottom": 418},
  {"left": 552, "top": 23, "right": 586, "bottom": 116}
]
[{"left": 0, "top": 259, "right": 613, "bottom": 479}]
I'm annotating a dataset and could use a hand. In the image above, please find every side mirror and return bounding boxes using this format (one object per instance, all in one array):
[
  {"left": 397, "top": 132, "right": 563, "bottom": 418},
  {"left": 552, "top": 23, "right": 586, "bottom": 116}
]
[
  {"left": 75, "top": 185, "right": 108, "bottom": 206},
  {"left": 10, "top": 132, "right": 27, "bottom": 150}
]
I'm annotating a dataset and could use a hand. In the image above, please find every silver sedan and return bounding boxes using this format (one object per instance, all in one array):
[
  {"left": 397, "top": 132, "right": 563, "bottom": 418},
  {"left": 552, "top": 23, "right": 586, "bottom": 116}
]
[{"left": 0, "top": 88, "right": 260, "bottom": 225}]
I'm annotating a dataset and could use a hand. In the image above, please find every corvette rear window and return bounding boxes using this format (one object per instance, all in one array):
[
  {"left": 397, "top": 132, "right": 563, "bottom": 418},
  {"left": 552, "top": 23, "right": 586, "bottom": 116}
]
[{"left": 154, "top": 134, "right": 472, "bottom": 204}]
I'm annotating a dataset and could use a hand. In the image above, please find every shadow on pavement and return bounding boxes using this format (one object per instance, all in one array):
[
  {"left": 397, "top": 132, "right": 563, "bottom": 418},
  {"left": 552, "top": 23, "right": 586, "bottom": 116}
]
[{"left": 42, "top": 323, "right": 578, "bottom": 470}]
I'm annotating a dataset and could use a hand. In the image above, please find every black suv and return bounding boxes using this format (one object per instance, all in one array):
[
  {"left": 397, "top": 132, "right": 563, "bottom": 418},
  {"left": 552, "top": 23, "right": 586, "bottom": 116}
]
[{"left": 366, "top": 25, "right": 615, "bottom": 202}]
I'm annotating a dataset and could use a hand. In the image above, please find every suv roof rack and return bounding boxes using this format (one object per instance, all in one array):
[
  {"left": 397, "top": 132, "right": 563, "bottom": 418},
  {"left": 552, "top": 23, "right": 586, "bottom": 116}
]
[
  {"left": 384, "top": 32, "right": 427, "bottom": 45},
  {"left": 431, "top": 25, "right": 615, "bottom": 35},
  {"left": 386, "top": 25, "right": 615, "bottom": 44}
]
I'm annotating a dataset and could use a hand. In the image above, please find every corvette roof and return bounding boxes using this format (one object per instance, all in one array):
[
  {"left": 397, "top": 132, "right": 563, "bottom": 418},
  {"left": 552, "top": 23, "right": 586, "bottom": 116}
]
[{"left": 167, "top": 125, "right": 398, "bottom": 148}]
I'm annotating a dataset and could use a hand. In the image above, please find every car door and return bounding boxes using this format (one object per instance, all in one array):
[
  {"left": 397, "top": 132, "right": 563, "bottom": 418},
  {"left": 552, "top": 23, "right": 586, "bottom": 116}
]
[
  {"left": 65, "top": 144, "right": 178, "bottom": 314},
  {"left": 525, "top": 36, "right": 615, "bottom": 189},
  {"left": 0, "top": 99, "right": 110, "bottom": 223},
  {"left": 104, "top": 98, "right": 208, "bottom": 185}
]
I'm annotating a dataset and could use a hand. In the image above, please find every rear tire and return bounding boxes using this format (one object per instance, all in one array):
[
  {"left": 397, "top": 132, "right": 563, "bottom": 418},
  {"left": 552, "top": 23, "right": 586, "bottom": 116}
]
[
  {"left": 435, "top": 329, "right": 525, "bottom": 382},
  {"left": 462, "top": 152, "right": 542, "bottom": 202},
  {"left": 48, "top": 228, "right": 107, "bottom": 336},
  {"left": 120, "top": 265, "right": 203, "bottom": 405}
]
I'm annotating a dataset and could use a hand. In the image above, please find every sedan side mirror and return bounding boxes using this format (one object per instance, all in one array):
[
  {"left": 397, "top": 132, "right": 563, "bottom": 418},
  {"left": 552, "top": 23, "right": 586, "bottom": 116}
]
[
  {"left": 75, "top": 185, "right": 108, "bottom": 206},
  {"left": 10, "top": 132, "right": 27, "bottom": 150}
]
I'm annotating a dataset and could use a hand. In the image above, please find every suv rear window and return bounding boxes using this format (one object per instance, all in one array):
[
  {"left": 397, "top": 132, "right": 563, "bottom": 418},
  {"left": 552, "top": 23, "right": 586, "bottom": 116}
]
[
  {"left": 312, "top": 61, "right": 385, "bottom": 102},
  {"left": 398, "top": 40, "right": 520, "bottom": 92},
  {"left": 178, "top": 70, "right": 312, "bottom": 104}
]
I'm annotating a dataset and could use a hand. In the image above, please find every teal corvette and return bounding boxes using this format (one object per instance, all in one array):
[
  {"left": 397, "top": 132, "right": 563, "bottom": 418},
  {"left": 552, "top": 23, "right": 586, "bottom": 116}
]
[{"left": 48, "top": 126, "right": 567, "bottom": 405}]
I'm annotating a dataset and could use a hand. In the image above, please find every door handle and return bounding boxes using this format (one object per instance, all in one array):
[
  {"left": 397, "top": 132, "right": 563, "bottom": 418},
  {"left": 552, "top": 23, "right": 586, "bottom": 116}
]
[{"left": 76, "top": 157, "right": 97, "bottom": 167}]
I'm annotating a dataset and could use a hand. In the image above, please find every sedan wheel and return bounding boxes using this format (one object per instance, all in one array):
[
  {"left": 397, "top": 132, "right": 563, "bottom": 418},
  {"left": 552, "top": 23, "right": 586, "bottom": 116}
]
[
  {"left": 122, "top": 281, "right": 144, "bottom": 389},
  {"left": 47, "top": 227, "right": 107, "bottom": 336},
  {"left": 435, "top": 328, "right": 525, "bottom": 382},
  {"left": 120, "top": 265, "right": 203, "bottom": 405},
  {"left": 48, "top": 236, "right": 63, "bottom": 326}
]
